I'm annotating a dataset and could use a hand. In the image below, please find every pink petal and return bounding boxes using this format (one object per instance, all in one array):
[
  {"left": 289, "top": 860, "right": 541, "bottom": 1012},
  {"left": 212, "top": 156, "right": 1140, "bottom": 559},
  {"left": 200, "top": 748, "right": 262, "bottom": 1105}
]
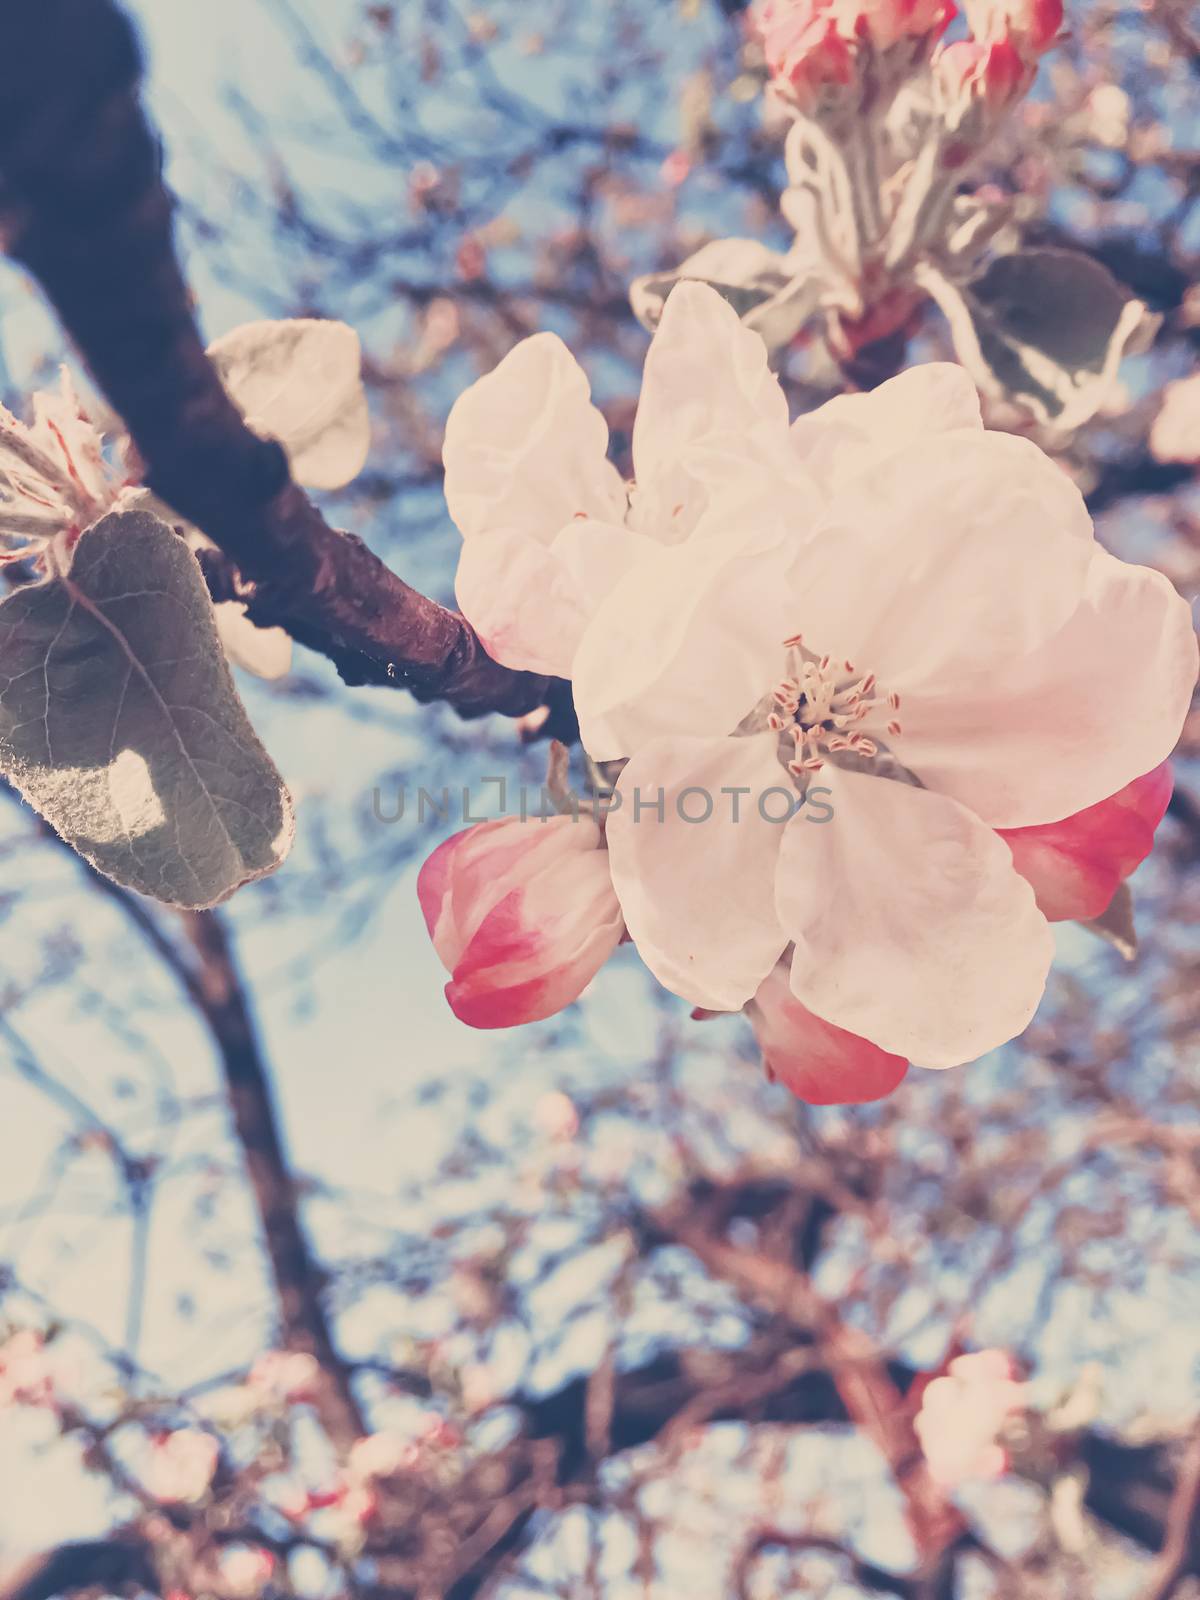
[
  {"left": 998, "top": 763, "right": 1173, "bottom": 921},
  {"left": 747, "top": 965, "right": 908, "bottom": 1105}
]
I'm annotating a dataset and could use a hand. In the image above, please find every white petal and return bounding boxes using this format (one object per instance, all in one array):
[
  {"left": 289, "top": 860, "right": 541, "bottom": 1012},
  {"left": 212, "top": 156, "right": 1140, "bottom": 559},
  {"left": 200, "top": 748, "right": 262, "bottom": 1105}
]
[
  {"left": 572, "top": 512, "right": 794, "bottom": 760},
  {"left": 777, "top": 767, "right": 1053, "bottom": 1068},
  {"left": 895, "top": 546, "right": 1199, "bottom": 826},
  {"left": 208, "top": 319, "right": 370, "bottom": 491},
  {"left": 455, "top": 518, "right": 648, "bottom": 678},
  {"left": 788, "top": 430, "right": 1094, "bottom": 692},
  {"left": 442, "top": 333, "right": 626, "bottom": 544},
  {"left": 791, "top": 365, "right": 981, "bottom": 500},
  {"left": 606, "top": 733, "right": 789, "bottom": 1009},
  {"left": 629, "top": 282, "right": 790, "bottom": 541},
  {"left": 214, "top": 602, "right": 293, "bottom": 681}
]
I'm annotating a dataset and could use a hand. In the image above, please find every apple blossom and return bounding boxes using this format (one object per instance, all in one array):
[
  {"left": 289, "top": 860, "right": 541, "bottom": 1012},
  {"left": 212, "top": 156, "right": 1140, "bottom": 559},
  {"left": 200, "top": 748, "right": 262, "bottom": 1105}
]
[
  {"left": 441, "top": 282, "right": 802, "bottom": 679},
  {"left": 914, "top": 1349, "right": 1026, "bottom": 1487},
  {"left": 561, "top": 284, "right": 1196, "bottom": 1070},
  {"left": 247, "top": 1349, "right": 320, "bottom": 1405},
  {"left": 0, "top": 1328, "right": 57, "bottom": 1407},
  {"left": 216, "top": 1545, "right": 276, "bottom": 1600},
  {"left": 143, "top": 1428, "right": 220, "bottom": 1504},
  {"left": 999, "top": 764, "right": 1174, "bottom": 923},
  {"left": 418, "top": 815, "right": 624, "bottom": 1028}
]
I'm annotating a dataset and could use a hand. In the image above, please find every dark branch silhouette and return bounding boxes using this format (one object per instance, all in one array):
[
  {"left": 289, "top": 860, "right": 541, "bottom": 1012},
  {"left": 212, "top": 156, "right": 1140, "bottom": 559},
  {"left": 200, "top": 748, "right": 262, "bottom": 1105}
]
[{"left": 0, "top": 0, "right": 566, "bottom": 727}]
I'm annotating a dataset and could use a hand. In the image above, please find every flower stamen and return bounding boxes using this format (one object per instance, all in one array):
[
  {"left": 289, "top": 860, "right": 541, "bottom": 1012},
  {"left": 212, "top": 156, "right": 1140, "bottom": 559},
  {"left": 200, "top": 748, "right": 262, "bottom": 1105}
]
[{"left": 769, "top": 635, "right": 902, "bottom": 777}]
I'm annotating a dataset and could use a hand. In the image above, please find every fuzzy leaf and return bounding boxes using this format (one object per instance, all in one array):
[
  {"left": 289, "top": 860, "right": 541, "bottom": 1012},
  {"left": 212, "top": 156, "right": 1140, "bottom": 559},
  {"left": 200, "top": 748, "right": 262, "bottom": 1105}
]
[
  {"left": 208, "top": 317, "right": 370, "bottom": 491},
  {"left": 928, "top": 249, "right": 1155, "bottom": 432},
  {"left": 0, "top": 509, "right": 294, "bottom": 907},
  {"left": 630, "top": 238, "right": 821, "bottom": 350}
]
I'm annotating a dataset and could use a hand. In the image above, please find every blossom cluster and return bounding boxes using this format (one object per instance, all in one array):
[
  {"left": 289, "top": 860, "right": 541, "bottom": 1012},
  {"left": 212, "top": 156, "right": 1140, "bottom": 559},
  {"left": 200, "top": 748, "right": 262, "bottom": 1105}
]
[
  {"left": 750, "top": 0, "right": 1061, "bottom": 118},
  {"left": 419, "top": 283, "right": 1197, "bottom": 1106}
]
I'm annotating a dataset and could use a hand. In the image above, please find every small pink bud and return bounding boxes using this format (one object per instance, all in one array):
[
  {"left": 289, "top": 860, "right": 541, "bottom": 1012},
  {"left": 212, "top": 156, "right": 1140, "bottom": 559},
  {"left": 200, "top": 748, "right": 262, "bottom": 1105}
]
[
  {"left": 965, "top": 0, "right": 1062, "bottom": 53},
  {"left": 852, "top": 0, "right": 957, "bottom": 50},
  {"left": 659, "top": 149, "right": 692, "bottom": 188},
  {"left": 418, "top": 816, "right": 624, "bottom": 1029},
  {"left": 751, "top": 0, "right": 855, "bottom": 105},
  {"left": 935, "top": 35, "right": 1028, "bottom": 117}
]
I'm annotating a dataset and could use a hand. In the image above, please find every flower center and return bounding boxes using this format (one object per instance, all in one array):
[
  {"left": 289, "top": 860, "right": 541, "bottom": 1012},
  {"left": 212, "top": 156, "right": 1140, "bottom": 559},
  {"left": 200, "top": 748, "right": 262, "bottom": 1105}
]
[{"left": 767, "top": 633, "right": 902, "bottom": 780}]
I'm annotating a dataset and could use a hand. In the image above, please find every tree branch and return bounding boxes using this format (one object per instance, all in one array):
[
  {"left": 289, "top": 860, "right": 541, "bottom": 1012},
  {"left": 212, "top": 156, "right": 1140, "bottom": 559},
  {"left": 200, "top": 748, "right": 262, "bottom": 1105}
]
[
  {"left": 0, "top": 1538, "right": 157, "bottom": 1600},
  {"left": 0, "top": 0, "right": 565, "bottom": 726},
  {"left": 178, "top": 910, "right": 366, "bottom": 1453},
  {"left": 29, "top": 811, "right": 368, "bottom": 1455}
]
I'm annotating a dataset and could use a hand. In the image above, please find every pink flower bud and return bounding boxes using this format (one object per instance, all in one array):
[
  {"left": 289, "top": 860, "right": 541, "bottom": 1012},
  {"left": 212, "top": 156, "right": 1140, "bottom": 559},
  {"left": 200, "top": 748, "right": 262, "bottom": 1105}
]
[
  {"left": 751, "top": 1, "right": 855, "bottom": 105},
  {"left": 752, "top": 0, "right": 953, "bottom": 92},
  {"left": 965, "top": 0, "right": 1062, "bottom": 52},
  {"left": 418, "top": 816, "right": 624, "bottom": 1029},
  {"left": 746, "top": 965, "right": 908, "bottom": 1105},
  {"left": 935, "top": 35, "right": 1028, "bottom": 118},
  {"left": 998, "top": 763, "right": 1173, "bottom": 923},
  {"left": 851, "top": 0, "right": 956, "bottom": 51}
]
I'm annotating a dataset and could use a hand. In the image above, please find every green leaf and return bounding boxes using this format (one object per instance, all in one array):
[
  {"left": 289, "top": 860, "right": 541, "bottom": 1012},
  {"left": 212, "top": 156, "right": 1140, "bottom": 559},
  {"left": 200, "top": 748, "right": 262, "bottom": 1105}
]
[
  {"left": 1080, "top": 881, "right": 1137, "bottom": 961},
  {"left": 924, "top": 249, "right": 1156, "bottom": 432},
  {"left": 0, "top": 510, "right": 294, "bottom": 907},
  {"left": 630, "top": 238, "right": 822, "bottom": 350}
]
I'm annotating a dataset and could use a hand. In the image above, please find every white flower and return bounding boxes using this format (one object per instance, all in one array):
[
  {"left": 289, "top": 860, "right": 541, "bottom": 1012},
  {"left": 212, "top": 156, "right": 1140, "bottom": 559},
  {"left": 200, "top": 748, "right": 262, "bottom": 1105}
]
[
  {"left": 442, "top": 283, "right": 801, "bottom": 678},
  {"left": 143, "top": 1427, "right": 220, "bottom": 1504},
  {"left": 449, "top": 284, "right": 1196, "bottom": 1071},
  {"left": 216, "top": 1546, "right": 276, "bottom": 1599},
  {"left": 247, "top": 1349, "right": 320, "bottom": 1405},
  {"left": 915, "top": 1349, "right": 1026, "bottom": 1487},
  {"left": 0, "top": 1329, "right": 58, "bottom": 1407},
  {"left": 348, "top": 1431, "right": 417, "bottom": 1481}
]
